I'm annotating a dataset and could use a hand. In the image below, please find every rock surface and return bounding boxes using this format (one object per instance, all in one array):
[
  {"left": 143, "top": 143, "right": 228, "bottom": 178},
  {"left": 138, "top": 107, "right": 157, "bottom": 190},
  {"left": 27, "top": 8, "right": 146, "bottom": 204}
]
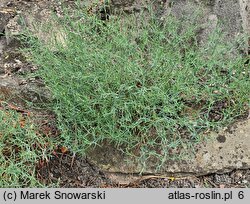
[
  {"left": 239, "top": 0, "right": 250, "bottom": 54},
  {"left": 0, "top": 77, "right": 18, "bottom": 100},
  {"left": 0, "top": 76, "right": 51, "bottom": 103},
  {"left": 88, "top": 118, "right": 250, "bottom": 177},
  {"left": 0, "top": 9, "right": 15, "bottom": 33}
]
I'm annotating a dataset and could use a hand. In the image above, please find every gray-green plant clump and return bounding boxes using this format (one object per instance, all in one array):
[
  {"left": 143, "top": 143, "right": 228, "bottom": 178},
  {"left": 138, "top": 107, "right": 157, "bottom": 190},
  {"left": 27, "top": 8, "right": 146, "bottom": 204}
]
[
  {"left": 21, "top": 6, "right": 249, "bottom": 167},
  {"left": 0, "top": 110, "right": 45, "bottom": 187}
]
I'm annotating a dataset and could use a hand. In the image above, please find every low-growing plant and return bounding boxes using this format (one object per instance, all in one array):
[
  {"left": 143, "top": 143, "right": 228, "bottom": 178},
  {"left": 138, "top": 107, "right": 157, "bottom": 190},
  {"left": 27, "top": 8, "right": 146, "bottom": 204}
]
[
  {"left": 20, "top": 5, "right": 249, "bottom": 169},
  {"left": 0, "top": 109, "right": 52, "bottom": 187}
]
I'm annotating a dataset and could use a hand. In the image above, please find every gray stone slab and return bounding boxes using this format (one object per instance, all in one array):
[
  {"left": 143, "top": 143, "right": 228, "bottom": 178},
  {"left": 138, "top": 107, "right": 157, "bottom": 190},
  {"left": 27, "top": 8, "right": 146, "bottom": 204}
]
[
  {"left": 213, "top": 0, "right": 242, "bottom": 37},
  {"left": 239, "top": 0, "right": 250, "bottom": 54},
  {"left": 88, "top": 119, "right": 250, "bottom": 176},
  {"left": 0, "top": 8, "right": 15, "bottom": 33},
  {"left": 0, "top": 76, "right": 19, "bottom": 100},
  {"left": 0, "top": 76, "right": 51, "bottom": 103},
  {"left": 0, "top": 12, "right": 9, "bottom": 33}
]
